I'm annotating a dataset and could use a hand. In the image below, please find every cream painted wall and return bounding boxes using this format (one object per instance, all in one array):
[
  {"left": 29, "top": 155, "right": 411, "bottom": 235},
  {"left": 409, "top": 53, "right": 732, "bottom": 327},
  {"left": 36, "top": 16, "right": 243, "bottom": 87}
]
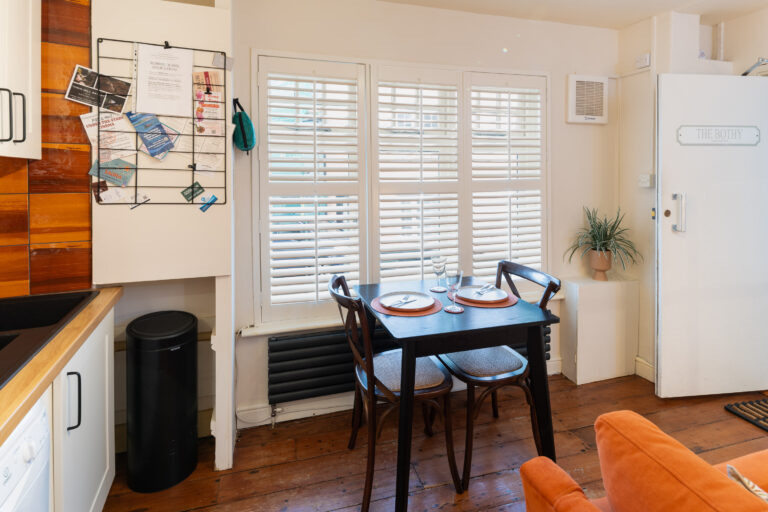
[
  {"left": 723, "top": 5, "right": 768, "bottom": 75},
  {"left": 231, "top": 0, "right": 619, "bottom": 421}
]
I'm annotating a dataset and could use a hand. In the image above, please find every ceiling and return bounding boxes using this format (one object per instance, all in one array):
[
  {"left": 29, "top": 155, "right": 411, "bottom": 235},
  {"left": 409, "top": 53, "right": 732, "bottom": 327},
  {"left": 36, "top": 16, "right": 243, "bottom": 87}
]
[{"left": 379, "top": 0, "right": 768, "bottom": 29}]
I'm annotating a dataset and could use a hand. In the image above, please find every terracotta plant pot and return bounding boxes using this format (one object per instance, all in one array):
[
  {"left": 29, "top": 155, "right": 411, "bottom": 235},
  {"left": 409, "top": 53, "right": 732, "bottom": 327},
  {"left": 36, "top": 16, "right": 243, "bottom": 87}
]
[{"left": 588, "top": 249, "right": 612, "bottom": 281}]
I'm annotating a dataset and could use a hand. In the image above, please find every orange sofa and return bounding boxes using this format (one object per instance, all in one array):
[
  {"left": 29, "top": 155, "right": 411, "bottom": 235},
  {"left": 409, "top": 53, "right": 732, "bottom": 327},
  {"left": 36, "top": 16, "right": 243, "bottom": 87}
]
[{"left": 521, "top": 410, "right": 768, "bottom": 511}]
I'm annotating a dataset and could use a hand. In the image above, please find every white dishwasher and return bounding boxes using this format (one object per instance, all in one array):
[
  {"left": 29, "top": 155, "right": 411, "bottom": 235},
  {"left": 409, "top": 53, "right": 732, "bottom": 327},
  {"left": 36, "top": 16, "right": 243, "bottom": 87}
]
[{"left": 0, "top": 390, "right": 51, "bottom": 512}]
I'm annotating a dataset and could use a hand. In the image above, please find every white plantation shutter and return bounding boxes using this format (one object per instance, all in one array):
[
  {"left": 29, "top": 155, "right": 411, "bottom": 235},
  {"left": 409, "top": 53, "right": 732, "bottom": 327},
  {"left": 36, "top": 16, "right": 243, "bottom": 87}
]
[
  {"left": 374, "top": 67, "right": 461, "bottom": 281},
  {"left": 258, "top": 57, "right": 366, "bottom": 319},
  {"left": 465, "top": 73, "right": 547, "bottom": 279}
]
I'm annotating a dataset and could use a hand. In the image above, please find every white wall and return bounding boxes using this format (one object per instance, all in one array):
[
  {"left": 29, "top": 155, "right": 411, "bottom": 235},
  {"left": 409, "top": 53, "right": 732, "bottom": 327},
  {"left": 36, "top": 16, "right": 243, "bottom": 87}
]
[
  {"left": 231, "top": 0, "right": 619, "bottom": 423},
  {"left": 723, "top": 5, "right": 768, "bottom": 76}
]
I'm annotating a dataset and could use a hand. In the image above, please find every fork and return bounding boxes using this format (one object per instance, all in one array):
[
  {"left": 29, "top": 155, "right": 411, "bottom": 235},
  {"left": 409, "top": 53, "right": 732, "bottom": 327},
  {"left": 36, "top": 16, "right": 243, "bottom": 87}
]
[
  {"left": 390, "top": 295, "right": 412, "bottom": 307},
  {"left": 475, "top": 284, "right": 495, "bottom": 296}
]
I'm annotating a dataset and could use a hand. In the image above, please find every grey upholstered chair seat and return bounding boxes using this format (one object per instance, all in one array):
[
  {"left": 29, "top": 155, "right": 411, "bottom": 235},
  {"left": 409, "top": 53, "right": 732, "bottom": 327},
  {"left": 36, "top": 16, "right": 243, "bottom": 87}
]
[
  {"left": 356, "top": 350, "right": 448, "bottom": 392},
  {"left": 442, "top": 346, "right": 525, "bottom": 377}
]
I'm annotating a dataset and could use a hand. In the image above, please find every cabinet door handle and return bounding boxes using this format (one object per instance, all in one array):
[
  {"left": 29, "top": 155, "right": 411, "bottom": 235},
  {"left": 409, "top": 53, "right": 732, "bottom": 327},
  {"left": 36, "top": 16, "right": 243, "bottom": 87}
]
[
  {"left": 67, "top": 371, "right": 82, "bottom": 431},
  {"left": 12, "top": 92, "right": 25, "bottom": 143},
  {"left": 0, "top": 88, "right": 12, "bottom": 143}
]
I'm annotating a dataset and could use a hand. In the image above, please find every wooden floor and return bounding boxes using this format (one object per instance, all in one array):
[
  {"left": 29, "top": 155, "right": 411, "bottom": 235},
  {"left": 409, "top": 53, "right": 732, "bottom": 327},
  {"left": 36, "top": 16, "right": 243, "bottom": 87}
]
[{"left": 104, "top": 375, "right": 768, "bottom": 511}]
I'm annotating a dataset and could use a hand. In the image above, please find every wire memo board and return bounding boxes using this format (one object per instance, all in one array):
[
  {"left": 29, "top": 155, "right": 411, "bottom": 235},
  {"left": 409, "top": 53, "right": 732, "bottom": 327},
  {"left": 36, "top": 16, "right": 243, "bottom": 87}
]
[{"left": 94, "top": 37, "right": 227, "bottom": 206}]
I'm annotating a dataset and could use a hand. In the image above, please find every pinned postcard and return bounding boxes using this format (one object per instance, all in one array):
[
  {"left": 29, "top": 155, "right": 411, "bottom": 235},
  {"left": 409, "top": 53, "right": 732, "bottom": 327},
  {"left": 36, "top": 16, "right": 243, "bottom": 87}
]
[
  {"left": 138, "top": 122, "right": 181, "bottom": 160},
  {"left": 199, "top": 195, "right": 218, "bottom": 212},
  {"left": 181, "top": 181, "right": 205, "bottom": 202},
  {"left": 80, "top": 112, "right": 135, "bottom": 162},
  {"left": 126, "top": 112, "right": 175, "bottom": 158},
  {"left": 88, "top": 159, "right": 136, "bottom": 187},
  {"left": 135, "top": 44, "right": 193, "bottom": 117},
  {"left": 65, "top": 65, "right": 131, "bottom": 113},
  {"left": 91, "top": 180, "right": 109, "bottom": 201}
]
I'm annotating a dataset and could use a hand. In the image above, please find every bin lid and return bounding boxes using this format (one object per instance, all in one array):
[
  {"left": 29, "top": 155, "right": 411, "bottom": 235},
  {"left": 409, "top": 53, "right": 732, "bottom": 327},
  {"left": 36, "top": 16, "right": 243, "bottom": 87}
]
[{"left": 127, "top": 311, "right": 197, "bottom": 343}]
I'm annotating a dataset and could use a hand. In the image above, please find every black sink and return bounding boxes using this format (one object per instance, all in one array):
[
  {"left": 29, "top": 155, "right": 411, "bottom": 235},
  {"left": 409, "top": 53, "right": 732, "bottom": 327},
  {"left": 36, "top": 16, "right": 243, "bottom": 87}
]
[{"left": 0, "top": 290, "right": 99, "bottom": 389}]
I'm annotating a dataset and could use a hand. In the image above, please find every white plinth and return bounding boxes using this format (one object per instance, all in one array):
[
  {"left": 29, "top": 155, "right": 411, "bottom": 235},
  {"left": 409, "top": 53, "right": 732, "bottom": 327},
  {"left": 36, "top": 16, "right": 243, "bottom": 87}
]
[{"left": 560, "top": 277, "right": 639, "bottom": 385}]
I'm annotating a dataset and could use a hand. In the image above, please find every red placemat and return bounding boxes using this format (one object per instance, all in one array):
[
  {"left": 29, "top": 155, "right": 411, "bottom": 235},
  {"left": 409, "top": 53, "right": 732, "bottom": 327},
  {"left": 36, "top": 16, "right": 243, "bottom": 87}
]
[
  {"left": 371, "top": 297, "right": 443, "bottom": 317},
  {"left": 447, "top": 291, "right": 518, "bottom": 308}
]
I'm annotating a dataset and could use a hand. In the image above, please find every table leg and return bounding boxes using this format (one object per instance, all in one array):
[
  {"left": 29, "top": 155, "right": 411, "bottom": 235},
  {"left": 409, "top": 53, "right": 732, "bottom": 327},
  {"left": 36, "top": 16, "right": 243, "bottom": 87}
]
[
  {"left": 526, "top": 324, "right": 556, "bottom": 461},
  {"left": 395, "top": 341, "right": 416, "bottom": 511}
]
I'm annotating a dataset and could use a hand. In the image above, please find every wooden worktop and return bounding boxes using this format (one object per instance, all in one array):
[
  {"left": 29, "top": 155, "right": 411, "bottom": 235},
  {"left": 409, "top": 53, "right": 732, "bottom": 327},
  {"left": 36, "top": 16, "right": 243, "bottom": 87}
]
[{"left": 0, "top": 286, "right": 123, "bottom": 445}]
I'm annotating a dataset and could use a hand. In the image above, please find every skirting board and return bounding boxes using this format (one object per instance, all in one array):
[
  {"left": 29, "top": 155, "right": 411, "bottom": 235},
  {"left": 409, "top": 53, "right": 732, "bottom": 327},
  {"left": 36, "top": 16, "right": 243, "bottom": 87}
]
[
  {"left": 236, "top": 359, "right": 562, "bottom": 429},
  {"left": 635, "top": 356, "right": 655, "bottom": 383}
]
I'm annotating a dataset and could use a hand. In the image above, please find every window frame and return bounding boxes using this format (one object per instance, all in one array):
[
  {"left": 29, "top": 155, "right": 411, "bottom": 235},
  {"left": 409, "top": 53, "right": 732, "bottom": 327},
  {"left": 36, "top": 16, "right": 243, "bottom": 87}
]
[{"left": 251, "top": 51, "right": 551, "bottom": 326}]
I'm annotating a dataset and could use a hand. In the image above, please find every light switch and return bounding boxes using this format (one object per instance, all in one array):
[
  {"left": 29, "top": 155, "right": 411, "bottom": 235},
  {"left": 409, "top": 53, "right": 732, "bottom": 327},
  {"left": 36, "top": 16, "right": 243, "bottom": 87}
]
[
  {"left": 635, "top": 53, "right": 651, "bottom": 69},
  {"left": 637, "top": 174, "right": 655, "bottom": 188}
]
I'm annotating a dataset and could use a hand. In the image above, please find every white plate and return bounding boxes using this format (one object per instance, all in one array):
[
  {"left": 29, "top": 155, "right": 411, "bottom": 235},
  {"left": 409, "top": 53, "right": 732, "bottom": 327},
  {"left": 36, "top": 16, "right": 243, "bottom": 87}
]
[
  {"left": 456, "top": 285, "right": 508, "bottom": 304},
  {"left": 378, "top": 291, "right": 434, "bottom": 312}
]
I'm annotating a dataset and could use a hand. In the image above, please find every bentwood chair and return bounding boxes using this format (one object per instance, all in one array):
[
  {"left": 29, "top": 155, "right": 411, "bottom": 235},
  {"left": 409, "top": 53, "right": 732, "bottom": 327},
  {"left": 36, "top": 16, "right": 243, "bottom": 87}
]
[
  {"left": 436, "top": 261, "right": 561, "bottom": 491},
  {"left": 329, "top": 275, "right": 462, "bottom": 510}
]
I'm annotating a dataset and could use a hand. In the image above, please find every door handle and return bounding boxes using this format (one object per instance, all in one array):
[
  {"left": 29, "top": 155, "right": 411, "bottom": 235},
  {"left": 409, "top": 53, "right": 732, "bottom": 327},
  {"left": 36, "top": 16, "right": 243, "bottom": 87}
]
[
  {"left": 66, "top": 371, "right": 82, "bottom": 431},
  {"left": 0, "top": 88, "right": 12, "bottom": 143},
  {"left": 12, "top": 92, "right": 25, "bottom": 143},
  {"left": 672, "top": 193, "right": 686, "bottom": 232}
]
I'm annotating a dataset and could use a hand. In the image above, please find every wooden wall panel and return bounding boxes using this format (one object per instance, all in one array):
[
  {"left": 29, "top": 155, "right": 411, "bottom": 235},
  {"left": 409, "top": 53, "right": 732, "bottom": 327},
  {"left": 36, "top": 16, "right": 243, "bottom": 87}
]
[
  {"left": 41, "top": 42, "right": 90, "bottom": 93},
  {"left": 29, "top": 193, "right": 90, "bottom": 244},
  {"left": 42, "top": 0, "right": 90, "bottom": 47},
  {"left": 30, "top": 241, "right": 91, "bottom": 294},
  {"left": 41, "top": 93, "right": 89, "bottom": 144},
  {"left": 0, "top": 195, "right": 29, "bottom": 246},
  {"left": 0, "top": 0, "right": 93, "bottom": 297},
  {"left": 0, "top": 158, "right": 28, "bottom": 194},
  {"left": 0, "top": 246, "right": 30, "bottom": 298},
  {"left": 29, "top": 144, "right": 91, "bottom": 193}
]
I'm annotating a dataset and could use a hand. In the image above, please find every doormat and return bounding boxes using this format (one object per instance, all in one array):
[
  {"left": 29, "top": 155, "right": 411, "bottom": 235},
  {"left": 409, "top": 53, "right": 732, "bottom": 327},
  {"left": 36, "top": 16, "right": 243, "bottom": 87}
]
[{"left": 725, "top": 400, "right": 768, "bottom": 432}]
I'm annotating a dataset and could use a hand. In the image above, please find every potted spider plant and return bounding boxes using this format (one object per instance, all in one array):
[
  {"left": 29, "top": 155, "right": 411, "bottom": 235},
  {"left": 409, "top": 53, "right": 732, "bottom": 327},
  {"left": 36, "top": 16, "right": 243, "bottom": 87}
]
[{"left": 566, "top": 207, "right": 642, "bottom": 281}]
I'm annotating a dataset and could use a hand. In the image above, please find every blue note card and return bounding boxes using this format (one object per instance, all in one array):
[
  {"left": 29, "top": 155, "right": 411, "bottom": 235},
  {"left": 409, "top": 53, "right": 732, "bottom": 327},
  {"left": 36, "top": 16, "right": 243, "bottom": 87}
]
[{"left": 125, "top": 112, "right": 175, "bottom": 158}]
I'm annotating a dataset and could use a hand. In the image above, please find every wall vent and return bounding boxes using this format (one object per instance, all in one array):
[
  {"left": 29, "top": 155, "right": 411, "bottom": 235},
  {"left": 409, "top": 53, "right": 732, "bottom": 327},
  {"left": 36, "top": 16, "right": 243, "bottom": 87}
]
[{"left": 567, "top": 75, "right": 608, "bottom": 124}]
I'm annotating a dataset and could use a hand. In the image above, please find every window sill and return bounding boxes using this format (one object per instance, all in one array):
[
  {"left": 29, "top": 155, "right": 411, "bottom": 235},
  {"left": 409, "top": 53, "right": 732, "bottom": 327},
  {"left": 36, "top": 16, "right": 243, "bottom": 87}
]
[{"left": 240, "top": 291, "right": 561, "bottom": 339}]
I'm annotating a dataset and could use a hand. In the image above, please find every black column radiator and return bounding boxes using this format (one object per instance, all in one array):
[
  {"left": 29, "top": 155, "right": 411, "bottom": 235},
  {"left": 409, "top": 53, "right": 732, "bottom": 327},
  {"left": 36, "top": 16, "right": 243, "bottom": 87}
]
[{"left": 267, "top": 326, "right": 551, "bottom": 405}]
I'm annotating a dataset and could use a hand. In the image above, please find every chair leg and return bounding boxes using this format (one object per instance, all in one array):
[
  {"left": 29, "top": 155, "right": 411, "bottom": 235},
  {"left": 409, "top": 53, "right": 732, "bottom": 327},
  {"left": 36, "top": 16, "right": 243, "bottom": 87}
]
[
  {"left": 361, "top": 396, "right": 377, "bottom": 512},
  {"left": 521, "top": 379, "right": 543, "bottom": 455},
  {"left": 422, "top": 402, "right": 434, "bottom": 437},
  {"left": 348, "top": 384, "right": 363, "bottom": 450},
  {"left": 442, "top": 394, "right": 463, "bottom": 493},
  {"left": 491, "top": 389, "right": 500, "bottom": 419},
  {"left": 462, "top": 383, "right": 476, "bottom": 491}
]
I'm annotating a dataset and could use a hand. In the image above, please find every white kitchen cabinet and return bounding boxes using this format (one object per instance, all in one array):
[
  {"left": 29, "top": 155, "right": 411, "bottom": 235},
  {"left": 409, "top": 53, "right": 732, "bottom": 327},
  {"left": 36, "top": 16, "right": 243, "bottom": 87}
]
[
  {"left": 52, "top": 310, "right": 115, "bottom": 512},
  {"left": 0, "top": 0, "right": 41, "bottom": 159}
]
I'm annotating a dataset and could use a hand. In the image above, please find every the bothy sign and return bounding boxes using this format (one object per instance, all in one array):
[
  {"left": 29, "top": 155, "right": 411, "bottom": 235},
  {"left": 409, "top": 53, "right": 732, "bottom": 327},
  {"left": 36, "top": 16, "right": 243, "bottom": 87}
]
[{"left": 677, "top": 125, "right": 760, "bottom": 146}]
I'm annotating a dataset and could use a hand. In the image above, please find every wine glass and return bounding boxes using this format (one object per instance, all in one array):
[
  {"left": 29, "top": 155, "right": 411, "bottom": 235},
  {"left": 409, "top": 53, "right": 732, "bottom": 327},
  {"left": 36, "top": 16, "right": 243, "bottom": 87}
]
[
  {"left": 430, "top": 255, "right": 447, "bottom": 293},
  {"left": 445, "top": 268, "right": 464, "bottom": 314}
]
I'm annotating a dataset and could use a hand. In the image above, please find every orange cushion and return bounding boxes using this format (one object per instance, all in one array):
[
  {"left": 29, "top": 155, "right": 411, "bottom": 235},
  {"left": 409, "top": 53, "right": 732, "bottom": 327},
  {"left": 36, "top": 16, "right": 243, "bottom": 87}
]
[
  {"left": 595, "top": 410, "right": 768, "bottom": 511},
  {"left": 521, "top": 456, "right": 601, "bottom": 512},
  {"left": 715, "top": 449, "right": 768, "bottom": 491}
]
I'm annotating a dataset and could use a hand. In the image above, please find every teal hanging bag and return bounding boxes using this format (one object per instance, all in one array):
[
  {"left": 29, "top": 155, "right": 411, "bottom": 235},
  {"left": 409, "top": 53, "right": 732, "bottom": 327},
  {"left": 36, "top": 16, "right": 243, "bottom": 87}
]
[{"left": 232, "top": 98, "right": 255, "bottom": 153}]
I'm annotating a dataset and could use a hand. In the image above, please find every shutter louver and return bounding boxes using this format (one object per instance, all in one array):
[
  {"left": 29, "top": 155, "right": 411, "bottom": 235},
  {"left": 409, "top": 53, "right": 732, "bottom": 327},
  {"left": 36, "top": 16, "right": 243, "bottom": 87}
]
[
  {"left": 267, "top": 74, "right": 359, "bottom": 182},
  {"left": 377, "top": 82, "right": 458, "bottom": 182},
  {"left": 468, "top": 77, "right": 546, "bottom": 277},
  {"left": 259, "top": 58, "right": 365, "bottom": 317},
  {"left": 379, "top": 193, "right": 459, "bottom": 281},
  {"left": 269, "top": 195, "right": 360, "bottom": 304},
  {"left": 472, "top": 190, "right": 543, "bottom": 279}
]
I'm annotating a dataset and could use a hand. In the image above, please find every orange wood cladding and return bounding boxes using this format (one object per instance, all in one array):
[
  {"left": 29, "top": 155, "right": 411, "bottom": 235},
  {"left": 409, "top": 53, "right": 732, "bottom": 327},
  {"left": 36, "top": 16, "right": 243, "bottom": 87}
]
[
  {"left": 30, "top": 193, "right": 91, "bottom": 244},
  {"left": 30, "top": 241, "right": 92, "bottom": 294},
  {"left": 0, "top": 158, "right": 29, "bottom": 194},
  {"left": 0, "top": 246, "right": 30, "bottom": 298},
  {"left": 0, "top": 0, "right": 91, "bottom": 298}
]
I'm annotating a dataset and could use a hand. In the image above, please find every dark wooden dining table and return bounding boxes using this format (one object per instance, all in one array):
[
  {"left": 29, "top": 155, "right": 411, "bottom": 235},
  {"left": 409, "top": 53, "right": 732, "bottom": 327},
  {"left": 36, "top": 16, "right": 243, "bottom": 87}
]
[{"left": 355, "top": 277, "right": 560, "bottom": 511}]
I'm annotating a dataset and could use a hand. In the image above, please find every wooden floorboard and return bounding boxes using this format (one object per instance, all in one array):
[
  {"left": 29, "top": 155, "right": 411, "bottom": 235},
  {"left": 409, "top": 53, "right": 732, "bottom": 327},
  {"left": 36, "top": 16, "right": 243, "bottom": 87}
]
[{"left": 104, "top": 375, "right": 768, "bottom": 511}]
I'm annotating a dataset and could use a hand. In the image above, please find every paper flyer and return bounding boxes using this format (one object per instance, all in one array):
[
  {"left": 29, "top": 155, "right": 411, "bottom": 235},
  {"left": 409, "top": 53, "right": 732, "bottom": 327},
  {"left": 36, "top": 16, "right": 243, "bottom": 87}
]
[
  {"left": 193, "top": 70, "right": 223, "bottom": 95},
  {"left": 88, "top": 159, "right": 137, "bottom": 187},
  {"left": 125, "top": 112, "right": 175, "bottom": 158},
  {"left": 80, "top": 112, "right": 135, "bottom": 162},
  {"left": 138, "top": 122, "right": 180, "bottom": 160},
  {"left": 65, "top": 65, "right": 131, "bottom": 113},
  {"left": 194, "top": 91, "right": 225, "bottom": 136},
  {"left": 135, "top": 44, "right": 193, "bottom": 117}
]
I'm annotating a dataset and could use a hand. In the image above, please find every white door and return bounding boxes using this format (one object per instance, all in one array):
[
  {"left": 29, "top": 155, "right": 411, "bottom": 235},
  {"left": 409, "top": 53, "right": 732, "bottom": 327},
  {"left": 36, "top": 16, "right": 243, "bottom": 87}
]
[
  {"left": 657, "top": 74, "right": 768, "bottom": 397},
  {"left": 53, "top": 311, "right": 115, "bottom": 512}
]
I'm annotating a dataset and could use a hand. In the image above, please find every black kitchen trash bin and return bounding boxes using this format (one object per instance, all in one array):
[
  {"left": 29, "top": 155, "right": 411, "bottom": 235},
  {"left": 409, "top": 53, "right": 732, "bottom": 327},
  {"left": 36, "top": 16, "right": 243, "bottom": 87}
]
[{"left": 126, "top": 311, "right": 198, "bottom": 493}]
